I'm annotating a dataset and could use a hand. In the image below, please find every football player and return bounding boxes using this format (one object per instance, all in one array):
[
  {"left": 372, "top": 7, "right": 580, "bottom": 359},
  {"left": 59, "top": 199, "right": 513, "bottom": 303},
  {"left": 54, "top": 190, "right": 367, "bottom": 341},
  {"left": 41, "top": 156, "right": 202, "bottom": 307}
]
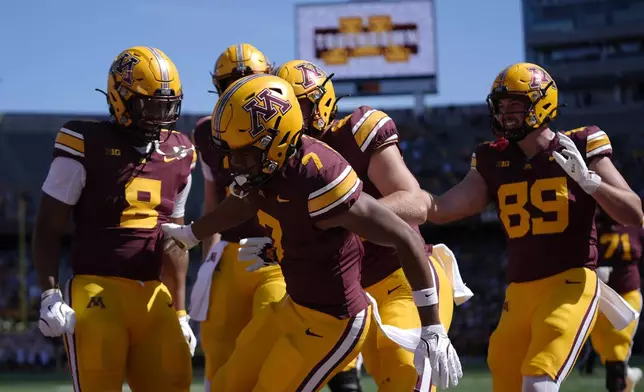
[
  {"left": 190, "top": 43, "right": 287, "bottom": 391},
  {"left": 162, "top": 74, "right": 462, "bottom": 392},
  {"left": 32, "top": 46, "right": 196, "bottom": 392},
  {"left": 274, "top": 59, "right": 459, "bottom": 392},
  {"left": 591, "top": 208, "right": 644, "bottom": 392},
  {"left": 423, "top": 62, "right": 644, "bottom": 392}
]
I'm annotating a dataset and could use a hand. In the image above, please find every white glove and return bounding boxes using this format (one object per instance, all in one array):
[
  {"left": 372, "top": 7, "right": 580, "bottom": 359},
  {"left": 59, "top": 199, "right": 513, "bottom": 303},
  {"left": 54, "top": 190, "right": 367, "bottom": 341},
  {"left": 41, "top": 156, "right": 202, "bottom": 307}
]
[
  {"left": 161, "top": 223, "right": 200, "bottom": 250},
  {"left": 178, "top": 314, "right": 197, "bottom": 357},
  {"left": 39, "top": 289, "right": 76, "bottom": 337},
  {"left": 596, "top": 266, "right": 613, "bottom": 284},
  {"left": 238, "top": 237, "right": 279, "bottom": 272},
  {"left": 414, "top": 324, "right": 463, "bottom": 389},
  {"left": 552, "top": 132, "right": 601, "bottom": 194}
]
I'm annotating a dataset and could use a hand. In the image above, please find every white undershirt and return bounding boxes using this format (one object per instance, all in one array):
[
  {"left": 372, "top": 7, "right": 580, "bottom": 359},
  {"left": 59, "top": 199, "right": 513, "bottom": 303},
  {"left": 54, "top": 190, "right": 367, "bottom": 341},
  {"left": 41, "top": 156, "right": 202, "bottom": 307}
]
[
  {"left": 42, "top": 156, "right": 191, "bottom": 218},
  {"left": 199, "top": 155, "right": 214, "bottom": 181}
]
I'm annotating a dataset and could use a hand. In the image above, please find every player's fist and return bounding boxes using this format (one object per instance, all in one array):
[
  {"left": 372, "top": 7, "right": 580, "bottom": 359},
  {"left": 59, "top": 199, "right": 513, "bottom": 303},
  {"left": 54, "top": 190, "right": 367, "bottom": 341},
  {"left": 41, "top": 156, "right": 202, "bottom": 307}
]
[
  {"left": 552, "top": 132, "right": 601, "bottom": 194},
  {"left": 39, "top": 288, "right": 76, "bottom": 337},
  {"left": 238, "top": 237, "right": 279, "bottom": 272},
  {"left": 414, "top": 324, "right": 462, "bottom": 389},
  {"left": 161, "top": 223, "right": 199, "bottom": 250},
  {"left": 178, "top": 314, "right": 197, "bottom": 357}
]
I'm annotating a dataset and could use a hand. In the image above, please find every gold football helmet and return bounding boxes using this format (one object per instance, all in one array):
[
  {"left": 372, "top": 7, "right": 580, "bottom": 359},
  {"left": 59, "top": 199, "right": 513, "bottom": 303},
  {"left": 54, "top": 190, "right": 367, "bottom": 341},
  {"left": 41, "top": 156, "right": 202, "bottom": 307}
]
[
  {"left": 211, "top": 74, "right": 303, "bottom": 195},
  {"left": 211, "top": 43, "right": 272, "bottom": 95},
  {"left": 107, "top": 46, "right": 182, "bottom": 144},
  {"left": 273, "top": 60, "right": 337, "bottom": 136},
  {"left": 487, "top": 62, "right": 558, "bottom": 141}
]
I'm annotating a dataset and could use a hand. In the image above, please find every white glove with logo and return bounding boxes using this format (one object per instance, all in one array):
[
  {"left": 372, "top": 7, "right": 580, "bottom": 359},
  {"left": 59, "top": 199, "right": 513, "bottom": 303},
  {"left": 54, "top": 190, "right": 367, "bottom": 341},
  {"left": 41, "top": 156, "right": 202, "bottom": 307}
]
[
  {"left": 161, "top": 223, "right": 200, "bottom": 251},
  {"left": 552, "top": 132, "right": 601, "bottom": 194},
  {"left": 39, "top": 288, "right": 76, "bottom": 337},
  {"left": 238, "top": 237, "right": 279, "bottom": 272},
  {"left": 414, "top": 324, "right": 463, "bottom": 389},
  {"left": 178, "top": 314, "right": 197, "bottom": 357}
]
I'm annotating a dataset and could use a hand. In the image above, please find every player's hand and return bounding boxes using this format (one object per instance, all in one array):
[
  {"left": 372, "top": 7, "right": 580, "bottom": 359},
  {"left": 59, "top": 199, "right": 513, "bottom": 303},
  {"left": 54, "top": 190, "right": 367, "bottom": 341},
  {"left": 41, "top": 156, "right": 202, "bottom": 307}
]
[
  {"left": 552, "top": 132, "right": 601, "bottom": 194},
  {"left": 178, "top": 314, "right": 197, "bottom": 357},
  {"left": 596, "top": 266, "right": 613, "bottom": 284},
  {"left": 238, "top": 237, "right": 280, "bottom": 272},
  {"left": 161, "top": 223, "right": 199, "bottom": 250},
  {"left": 414, "top": 324, "right": 462, "bottom": 389},
  {"left": 39, "top": 289, "right": 76, "bottom": 337}
]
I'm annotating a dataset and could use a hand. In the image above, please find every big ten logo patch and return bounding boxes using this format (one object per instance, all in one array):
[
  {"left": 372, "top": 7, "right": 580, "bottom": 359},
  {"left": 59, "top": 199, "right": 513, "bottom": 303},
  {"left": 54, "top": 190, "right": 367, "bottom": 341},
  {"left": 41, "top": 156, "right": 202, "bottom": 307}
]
[{"left": 315, "top": 15, "right": 418, "bottom": 65}]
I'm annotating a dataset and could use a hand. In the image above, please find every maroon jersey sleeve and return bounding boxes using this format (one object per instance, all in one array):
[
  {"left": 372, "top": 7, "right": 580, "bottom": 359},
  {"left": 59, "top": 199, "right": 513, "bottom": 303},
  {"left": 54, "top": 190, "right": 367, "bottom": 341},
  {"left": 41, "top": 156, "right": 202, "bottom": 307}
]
[
  {"left": 346, "top": 105, "right": 399, "bottom": 155},
  {"left": 165, "top": 130, "right": 196, "bottom": 194},
  {"left": 301, "top": 141, "right": 363, "bottom": 222},
  {"left": 53, "top": 120, "right": 89, "bottom": 165},
  {"left": 564, "top": 125, "right": 612, "bottom": 163}
]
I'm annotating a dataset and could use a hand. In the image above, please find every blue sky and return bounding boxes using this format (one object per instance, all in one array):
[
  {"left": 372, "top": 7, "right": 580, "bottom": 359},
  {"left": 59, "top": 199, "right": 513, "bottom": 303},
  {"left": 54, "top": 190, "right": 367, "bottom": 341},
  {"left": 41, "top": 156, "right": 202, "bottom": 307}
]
[{"left": 0, "top": 0, "right": 524, "bottom": 115}]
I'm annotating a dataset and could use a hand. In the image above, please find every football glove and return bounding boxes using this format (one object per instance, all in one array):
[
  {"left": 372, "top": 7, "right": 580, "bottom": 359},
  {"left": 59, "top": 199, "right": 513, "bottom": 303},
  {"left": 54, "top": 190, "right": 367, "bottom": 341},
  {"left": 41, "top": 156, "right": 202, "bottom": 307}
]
[
  {"left": 552, "top": 132, "right": 601, "bottom": 194},
  {"left": 414, "top": 324, "right": 462, "bottom": 389},
  {"left": 178, "top": 314, "right": 197, "bottom": 357},
  {"left": 39, "top": 288, "right": 76, "bottom": 337},
  {"left": 238, "top": 237, "right": 280, "bottom": 272},
  {"left": 161, "top": 223, "right": 199, "bottom": 251}
]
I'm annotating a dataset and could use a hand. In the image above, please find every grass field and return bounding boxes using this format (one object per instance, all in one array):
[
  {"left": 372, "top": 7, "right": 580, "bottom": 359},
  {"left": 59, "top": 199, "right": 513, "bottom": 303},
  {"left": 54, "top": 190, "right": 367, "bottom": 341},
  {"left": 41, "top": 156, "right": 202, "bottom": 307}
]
[{"left": 0, "top": 362, "right": 612, "bottom": 391}]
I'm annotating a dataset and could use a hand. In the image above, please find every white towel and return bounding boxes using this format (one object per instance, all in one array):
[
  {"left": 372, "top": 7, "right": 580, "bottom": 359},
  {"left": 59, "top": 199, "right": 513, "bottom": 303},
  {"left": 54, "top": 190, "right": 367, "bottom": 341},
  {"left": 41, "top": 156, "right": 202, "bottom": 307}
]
[
  {"left": 598, "top": 280, "right": 640, "bottom": 331},
  {"left": 431, "top": 244, "right": 474, "bottom": 306},
  {"left": 189, "top": 241, "right": 228, "bottom": 321}
]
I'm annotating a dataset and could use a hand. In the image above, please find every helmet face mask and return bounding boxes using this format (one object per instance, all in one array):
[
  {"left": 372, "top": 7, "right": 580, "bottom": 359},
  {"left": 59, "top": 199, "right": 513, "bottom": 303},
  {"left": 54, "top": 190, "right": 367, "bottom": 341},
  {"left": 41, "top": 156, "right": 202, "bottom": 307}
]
[
  {"left": 486, "top": 63, "right": 559, "bottom": 142},
  {"left": 107, "top": 46, "right": 183, "bottom": 146}
]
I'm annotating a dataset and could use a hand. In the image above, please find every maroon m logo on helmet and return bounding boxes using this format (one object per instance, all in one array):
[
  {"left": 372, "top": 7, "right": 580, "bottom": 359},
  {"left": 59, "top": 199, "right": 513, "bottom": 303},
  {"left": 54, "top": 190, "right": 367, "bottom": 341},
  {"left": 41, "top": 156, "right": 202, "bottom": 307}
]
[
  {"left": 111, "top": 53, "right": 140, "bottom": 86},
  {"left": 242, "top": 89, "right": 292, "bottom": 137},
  {"left": 528, "top": 67, "right": 551, "bottom": 90},
  {"left": 294, "top": 62, "right": 325, "bottom": 89}
]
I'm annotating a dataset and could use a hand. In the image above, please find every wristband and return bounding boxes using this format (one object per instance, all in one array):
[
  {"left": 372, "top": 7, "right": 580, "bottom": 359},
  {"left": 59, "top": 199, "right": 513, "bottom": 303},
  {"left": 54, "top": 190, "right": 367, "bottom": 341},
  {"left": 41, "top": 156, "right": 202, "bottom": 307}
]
[
  {"left": 176, "top": 310, "right": 187, "bottom": 318},
  {"left": 412, "top": 287, "right": 438, "bottom": 307}
]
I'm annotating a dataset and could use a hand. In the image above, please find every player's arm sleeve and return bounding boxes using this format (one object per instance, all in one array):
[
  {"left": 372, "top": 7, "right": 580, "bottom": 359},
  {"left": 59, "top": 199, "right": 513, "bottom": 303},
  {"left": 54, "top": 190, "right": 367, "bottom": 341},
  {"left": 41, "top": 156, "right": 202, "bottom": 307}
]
[
  {"left": 171, "top": 174, "right": 192, "bottom": 218},
  {"left": 584, "top": 126, "right": 612, "bottom": 161},
  {"left": 307, "top": 162, "right": 363, "bottom": 221},
  {"left": 53, "top": 125, "right": 86, "bottom": 162},
  {"left": 351, "top": 106, "right": 399, "bottom": 155},
  {"left": 41, "top": 157, "right": 86, "bottom": 206},
  {"left": 190, "top": 148, "right": 198, "bottom": 171}
]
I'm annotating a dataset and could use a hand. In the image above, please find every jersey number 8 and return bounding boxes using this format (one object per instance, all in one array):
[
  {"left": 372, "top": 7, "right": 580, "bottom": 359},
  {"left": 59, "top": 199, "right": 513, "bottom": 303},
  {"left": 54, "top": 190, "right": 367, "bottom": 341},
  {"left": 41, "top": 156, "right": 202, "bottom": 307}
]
[
  {"left": 120, "top": 177, "right": 162, "bottom": 229},
  {"left": 498, "top": 177, "right": 569, "bottom": 239}
]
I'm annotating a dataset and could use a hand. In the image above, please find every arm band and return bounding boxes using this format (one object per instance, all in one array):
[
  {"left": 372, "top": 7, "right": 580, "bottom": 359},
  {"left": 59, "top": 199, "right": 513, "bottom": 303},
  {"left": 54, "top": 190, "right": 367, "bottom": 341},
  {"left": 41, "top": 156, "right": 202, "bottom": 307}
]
[{"left": 412, "top": 287, "right": 438, "bottom": 307}]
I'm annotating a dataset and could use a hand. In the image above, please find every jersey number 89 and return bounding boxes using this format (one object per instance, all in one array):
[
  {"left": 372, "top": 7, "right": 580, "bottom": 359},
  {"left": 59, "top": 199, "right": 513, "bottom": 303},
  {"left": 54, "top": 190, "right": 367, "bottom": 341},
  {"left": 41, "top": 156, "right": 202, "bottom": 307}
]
[{"left": 498, "top": 177, "right": 569, "bottom": 239}]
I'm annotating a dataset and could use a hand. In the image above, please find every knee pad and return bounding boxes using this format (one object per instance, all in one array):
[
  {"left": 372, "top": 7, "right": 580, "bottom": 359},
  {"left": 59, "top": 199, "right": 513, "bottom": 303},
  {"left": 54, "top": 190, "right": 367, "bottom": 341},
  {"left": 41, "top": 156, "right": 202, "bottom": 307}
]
[
  {"left": 327, "top": 368, "right": 363, "bottom": 392},
  {"left": 605, "top": 361, "right": 626, "bottom": 392}
]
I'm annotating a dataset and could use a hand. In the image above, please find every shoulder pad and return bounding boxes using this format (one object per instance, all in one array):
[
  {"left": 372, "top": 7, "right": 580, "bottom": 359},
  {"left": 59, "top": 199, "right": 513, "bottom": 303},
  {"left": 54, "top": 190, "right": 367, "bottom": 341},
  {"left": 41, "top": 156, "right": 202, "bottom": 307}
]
[
  {"left": 54, "top": 121, "right": 90, "bottom": 159},
  {"left": 347, "top": 106, "right": 397, "bottom": 153}
]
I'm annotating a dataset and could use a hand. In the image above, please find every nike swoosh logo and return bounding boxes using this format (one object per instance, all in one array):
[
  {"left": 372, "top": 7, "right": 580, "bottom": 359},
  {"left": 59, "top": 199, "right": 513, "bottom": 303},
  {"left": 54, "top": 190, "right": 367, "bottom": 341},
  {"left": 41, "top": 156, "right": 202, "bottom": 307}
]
[
  {"left": 277, "top": 195, "right": 289, "bottom": 203},
  {"left": 168, "top": 302, "right": 174, "bottom": 307},
  {"left": 305, "top": 328, "right": 323, "bottom": 338},
  {"left": 565, "top": 280, "right": 581, "bottom": 284},
  {"left": 387, "top": 285, "right": 402, "bottom": 295},
  {"left": 163, "top": 156, "right": 177, "bottom": 163}
]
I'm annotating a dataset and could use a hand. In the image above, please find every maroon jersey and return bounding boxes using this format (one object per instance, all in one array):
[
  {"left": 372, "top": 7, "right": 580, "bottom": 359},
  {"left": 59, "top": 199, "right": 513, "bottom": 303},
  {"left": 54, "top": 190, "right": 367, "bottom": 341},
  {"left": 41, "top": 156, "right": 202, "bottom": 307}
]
[
  {"left": 52, "top": 121, "right": 195, "bottom": 281},
  {"left": 255, "top": 135, "right": 368, "bottom": 318},
  {"left": 322, "top": 105, "right": 424, "bottom": 287},
  {"left": 192, "top": 116, "right": 266, "bottom": 242},
  {"left": 597, "top": 223, "right": 644, "bottom": 294},
  {"left": 473, "top": 126, "right": 613, "bottom": 283}
]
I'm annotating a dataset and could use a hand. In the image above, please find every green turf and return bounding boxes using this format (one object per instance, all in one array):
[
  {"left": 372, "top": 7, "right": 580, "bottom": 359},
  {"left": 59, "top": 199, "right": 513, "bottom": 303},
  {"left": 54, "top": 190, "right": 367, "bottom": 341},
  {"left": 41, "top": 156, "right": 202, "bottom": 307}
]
[{"left": 0, "top": 363, "right": 609, "bottom": 391}]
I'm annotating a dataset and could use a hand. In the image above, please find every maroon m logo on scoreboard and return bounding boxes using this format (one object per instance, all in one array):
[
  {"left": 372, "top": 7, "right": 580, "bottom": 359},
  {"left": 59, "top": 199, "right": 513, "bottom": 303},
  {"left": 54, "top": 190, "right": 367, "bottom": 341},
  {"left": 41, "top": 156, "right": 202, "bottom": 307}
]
[{"left": 242, "top": 89, "right": 293, "bottom": 137}]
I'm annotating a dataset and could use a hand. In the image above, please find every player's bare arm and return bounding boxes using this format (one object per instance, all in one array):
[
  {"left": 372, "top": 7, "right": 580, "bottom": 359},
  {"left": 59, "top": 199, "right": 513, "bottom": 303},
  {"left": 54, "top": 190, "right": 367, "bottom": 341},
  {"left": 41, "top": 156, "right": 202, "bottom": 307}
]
[
  {"left": 191, "top": 193, "right": 258, "bottom": 241},
  {"left": 32, "top": 193, "right": 72, "bottom": 291},
  {"left": 316, "top": 192, "right": 441, "bottom": 326},
  {"left": 201, "top": 178, "right": 222, "bottom": 260},
  {"left": 162, "top": 216, "right": 189, "bottom": 312},
  {"left": 424, "top": 168, "right": 490, "bottom": 224},
  {"left": 368, "top": 144, "right": 428, "bottom": 225},
  {"left": 589, "top": 157, "right": 643, "bottom": 226}
]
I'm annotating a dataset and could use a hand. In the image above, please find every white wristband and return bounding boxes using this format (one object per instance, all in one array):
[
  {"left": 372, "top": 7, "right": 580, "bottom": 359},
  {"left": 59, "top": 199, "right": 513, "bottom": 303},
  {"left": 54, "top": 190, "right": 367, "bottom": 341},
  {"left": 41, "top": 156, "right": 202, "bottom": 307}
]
[{"left": 412, "top": 287, "right": 438, "bottom": 307}]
